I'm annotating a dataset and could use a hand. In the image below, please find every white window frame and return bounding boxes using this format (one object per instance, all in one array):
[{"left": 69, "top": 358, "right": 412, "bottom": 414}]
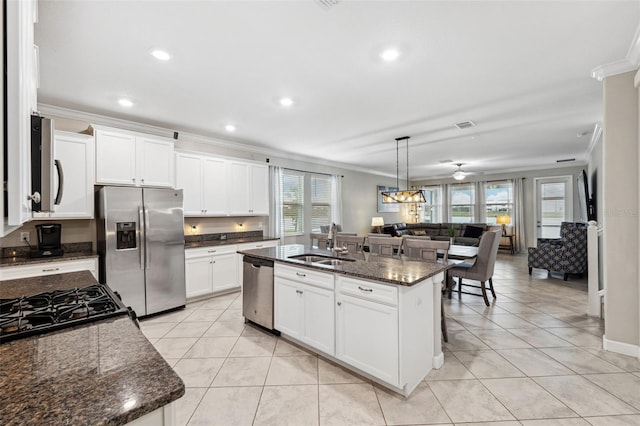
[
  {"left": 281, "top": 170, "right": 305, "bottom": 237},
  {"left": 483, "top": 181, "right": 514, "bottom": 225},
  {"left": 448, "top": 183, "right": 476, "bottom": 223}
]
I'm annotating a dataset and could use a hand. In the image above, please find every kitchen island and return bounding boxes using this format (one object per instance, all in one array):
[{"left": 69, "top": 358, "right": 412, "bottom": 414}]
[
  {"left": 238, "top": 244, "right": 452, "bottom": 397},
  {"left": 0, "top": 271, "right": 184, "bottom": 426}
]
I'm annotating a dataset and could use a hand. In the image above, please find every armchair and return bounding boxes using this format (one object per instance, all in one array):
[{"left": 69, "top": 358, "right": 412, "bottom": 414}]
[{"left": 527, "top": 222, "right": 587, "bottom": 281}]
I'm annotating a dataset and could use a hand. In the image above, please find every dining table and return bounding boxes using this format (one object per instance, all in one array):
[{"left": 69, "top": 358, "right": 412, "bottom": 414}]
[{"left": 440, "top": 244, "right": 479, "bottom": 297}]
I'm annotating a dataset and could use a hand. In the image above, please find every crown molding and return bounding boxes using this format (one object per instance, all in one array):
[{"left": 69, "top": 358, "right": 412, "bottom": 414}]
[
  {"left": 585, "top": 122, "right": 603, "bottom": 157},
  {"left": 591, "top": 21, "right": 640, "bottom": 82},
  {"left": 37, "top": 103, "right": 396, "bottom": 180}
]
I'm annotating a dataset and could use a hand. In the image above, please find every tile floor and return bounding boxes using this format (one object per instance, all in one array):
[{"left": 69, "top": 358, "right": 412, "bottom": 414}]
[{"left": 140, "top": 254, "right": 640, "bottom": 425}]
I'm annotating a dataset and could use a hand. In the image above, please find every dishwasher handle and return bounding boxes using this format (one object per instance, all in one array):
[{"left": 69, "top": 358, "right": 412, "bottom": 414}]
[{"left": 243, "top": 256, "right": 274, "bottom": 269}]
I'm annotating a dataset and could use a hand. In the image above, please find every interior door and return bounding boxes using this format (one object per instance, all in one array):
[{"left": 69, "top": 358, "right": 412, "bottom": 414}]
[{"left": 535, "top": 176, "right": 573, "bottom": 239}]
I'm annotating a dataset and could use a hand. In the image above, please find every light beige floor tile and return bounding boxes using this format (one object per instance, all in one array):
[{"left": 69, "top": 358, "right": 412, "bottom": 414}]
[
  {"left": 274, "top": 338, "right": 314, "bottom": 356},
  {"left": 265, "top": 355, "right": 318, "bottom": 385},
  {"left": 188, "top": 386, "right": 262, "bottom": 426},
  {"left": 481, "top": 377, "right": 577, "bottom": 419},
  {"left": 534, "top": 375, "right": 637, "bottom": 417},
  {"left": 254, "top": 385, "right": 319, "bottom": 426},
  {"left": 444, "top": 302, "right": 481, "bottom": 316},
  {"left": 465, "top": 303, "right": 511, "bottom": 316},
  {"left": 515, "top": 313, "right": 572, "bottom": 328},
  {"left": 428, "top": 379, "right": 514, "bottom": 423},
  {"left": 174, "top": 387, "right": 206, "bottom": 426},
  {"left": 241, "top": 325, "right": 278, "bottom": 338},
  {"left": 198, "top": 295, "right": 238, "bottom": 310},
  {"left": 584, "top": 415, "right": 640, "bottom": 425},
  {"left": 202, "top": 320, "right": 245, "bottom": 337},
  {"left": 443, "top": 330, "right": 491, "bottom": 351},
  {"left": 229, "top": 336, "right": 277, "bottom": 357},
  {"left": 139, "top": 321, "right": 176, "bottom": 338},
  {"left": 485, "top": 313, "right": 538, "bottom": 329},
  {"left": 183, "top": 336, "right": 238, "bottom": 358},
  {"left": 425, "top": 355, "right": 475, "bottom": 381},
  {"left": 540, "top": 347, "right": 623, "bottom": 374},
  {"left": 319, "top": 383, "right": 385, "bottom": 426},
  {"left": 375, "top": 382, "right": 450, "bottom": 425},
  {"left": 318, "top": 358, "right": 366, "bottom": 384},
  {"left": 495, "top": 302, "right": 543, "bottom": 314},
  {"left": 212, "top": 357, "right": 272, "bottom": 387},
  {"left": 508, "top": 328, "right": 574, "bottom": 348},
  {"left": 173, "top": 358, "right": 225, "bottom": 387},
  {"left": 453, "top": 350, "right": 525, "bottom": 378},
  {"left": 217, "top": 309, "right": 244, "bottom": 322},
  {"left": 164, "top": 321, "right": 213, "bottom": 338},
  {"left": 496, "top": 348, "right": 575, "bottom": 376},
  {"left": 520, "top": 419, "right": 591, "bottom": 425},
  {"left": 450, "top": 314, "right": 502, "bottom": 329},
  {"left": 583, "top": 373, "right": 640, "bottom": 410},
  {"left": 545, "top": 327, "right": 603, "bottom": 347},
  {"left": 454, "top": 422, "right": 520, "bottom": 426},
  {"left": 183, "top": 309, "right": 224, "bottom": 322},
  {"left": 144, "top": 308, "right": 193, "bottom": 323},
  {"left": 469, "top": 329, "right": 533, "bottom": 349},
  {"left": 164, "top": 357, "right": 180, "bottom": 368},
  {"left": 153, "top": 337, "right": 198, "bottom": 359}
]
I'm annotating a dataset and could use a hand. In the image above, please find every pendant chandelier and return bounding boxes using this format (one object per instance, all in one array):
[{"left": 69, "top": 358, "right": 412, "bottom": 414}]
[{"left": 381, "top": 136, "right": 426, "bottom": 203}]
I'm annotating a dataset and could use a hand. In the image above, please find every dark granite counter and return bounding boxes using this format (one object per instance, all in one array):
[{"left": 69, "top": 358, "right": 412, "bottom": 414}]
[
  {"left": 0, "top": 251, "right": 98, "bottom": 268},
  {"left": 185, "top": 235, "right": 278, "bottom": 249},
  {"left": 0, "top": 271, "right": 185, "bottom": 426},
  {"left": 237, "top": 244, "right": 452, "bottom": 286}
]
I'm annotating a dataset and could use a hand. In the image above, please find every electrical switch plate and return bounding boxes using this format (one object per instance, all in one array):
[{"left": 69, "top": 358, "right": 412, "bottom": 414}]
[
  {"left": 20, "top": 232, "right": 30, "bottom": 243},
  {"left": 220, "top": 234, "right": 227, "bottom": 240}
]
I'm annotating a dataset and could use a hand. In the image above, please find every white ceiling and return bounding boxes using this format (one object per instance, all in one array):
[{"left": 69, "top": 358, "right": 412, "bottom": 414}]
[{"left": 35, "top": 1, "right": 639, "bottom": 179}]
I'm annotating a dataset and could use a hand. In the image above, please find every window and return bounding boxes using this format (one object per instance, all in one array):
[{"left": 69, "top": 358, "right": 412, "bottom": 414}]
[
  {"left": 421, "top": 186, "right": 442, "bottom": 223},
  {"left": 311, "top": 175, "right": 332, "bottom": 231},
  {"left": 449, "top": 184, "right": 475, "bottom": 223},
  {"left": 281, "top": 171, "right": 304, "bottom": 235},
  {"left": 484, "top": 181, "right": 513, "bottom": 224}
]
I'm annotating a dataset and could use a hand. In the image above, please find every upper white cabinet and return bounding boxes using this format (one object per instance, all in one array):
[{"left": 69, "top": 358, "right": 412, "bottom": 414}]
[
  {"left": 33, "top": 131, "right": 95, "bottom": 219},
  {"left": 95, "top": 127, "right": 174, "bottom": 188},
  {"left": 175, "top": 152, "right": 268, "bottom": 217}
]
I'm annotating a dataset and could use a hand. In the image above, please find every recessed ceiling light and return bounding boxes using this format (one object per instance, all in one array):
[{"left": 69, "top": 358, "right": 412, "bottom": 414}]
[
  {"left": 150, "top": 49, "right": 171, "bottom": 61},
  {"left": 279, "top": 97, "right": 294, "bottom": 107},
  {"left": 225, "top": 124, "right": 236, "bottom": 132},
  {"left": 380, "top": 48, "right": 400, "bottom": 62},
  {"left": 118, "top": 98, "right": 133, "bottom": 107}
]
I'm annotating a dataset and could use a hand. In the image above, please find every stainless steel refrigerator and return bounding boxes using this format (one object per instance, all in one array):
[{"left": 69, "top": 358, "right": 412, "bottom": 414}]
[{"left": 96, "top": 186, "right": 186, "bottom": 317}]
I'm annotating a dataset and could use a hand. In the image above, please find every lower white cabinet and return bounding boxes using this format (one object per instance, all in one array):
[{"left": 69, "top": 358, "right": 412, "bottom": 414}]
[
  {"left": 0, "top": 257, "right": 98, "bottom": 281},
  {"left": 185, "top": 246, "right": 239, "bottom": 299}
]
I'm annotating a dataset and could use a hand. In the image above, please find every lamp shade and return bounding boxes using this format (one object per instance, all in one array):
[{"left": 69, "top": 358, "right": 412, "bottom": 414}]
[
  {"left": 371, "top": 217, "right": 384, "bottom": 227},
  {"left": 496, "top": 215, "right": 511, "bottom": 225}
]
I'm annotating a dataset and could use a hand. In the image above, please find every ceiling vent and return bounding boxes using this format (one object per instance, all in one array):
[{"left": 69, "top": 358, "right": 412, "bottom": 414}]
[
  {"left": 315, "top": 0, "right": 340, "bottom": 10},
  {"left": 454, "top": 120, "right": 476, "bottom": 130}
]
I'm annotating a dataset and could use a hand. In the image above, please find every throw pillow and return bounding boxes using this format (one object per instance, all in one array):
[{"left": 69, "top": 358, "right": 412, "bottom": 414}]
[
  {"left": 412, "top": 230, "right": 427, "bottom": 236},
  {"left": 463, "top": 225, "right": 484, "bottom": 238}
]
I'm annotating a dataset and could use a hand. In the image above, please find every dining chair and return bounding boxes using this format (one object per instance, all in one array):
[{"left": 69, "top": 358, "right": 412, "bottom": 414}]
[
  {"left": 368, "top": 235, "right": 402, "bottom": 257},
  {"left": 310, "top": 232, "right": 330, "bottom": 249},
  {"left": 448, "top": 230, "right": 501, "bottom": 306},
  {"left": 333, "top": 234, "right": 364, "bottom": 253},
  {"left": 402, "top": 238, "right": 451, "bottom": 343}
]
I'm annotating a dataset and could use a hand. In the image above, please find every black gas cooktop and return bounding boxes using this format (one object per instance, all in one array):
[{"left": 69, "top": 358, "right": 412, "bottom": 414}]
[{"left": 0, "top": 284, "right": 135, "bottom": 344}]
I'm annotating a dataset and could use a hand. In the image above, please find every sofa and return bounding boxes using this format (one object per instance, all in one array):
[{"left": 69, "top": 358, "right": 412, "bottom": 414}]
[{"left": 379, "top": 222, "right": 494, "bottom": 246}]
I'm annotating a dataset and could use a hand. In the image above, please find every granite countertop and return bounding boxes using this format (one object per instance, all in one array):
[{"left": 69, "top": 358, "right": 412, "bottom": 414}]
[
  {"left": 185, "top": 235, "right": 278, "bottom": 249},
  {"left": 237, "top": 244, "right": 452, "bottom": 286},
  {"left": 0, "top": 271, "right": 185, "bottom": 426},
  {"left": 0, "top": 251, "right": 98, "bottom": 268}
]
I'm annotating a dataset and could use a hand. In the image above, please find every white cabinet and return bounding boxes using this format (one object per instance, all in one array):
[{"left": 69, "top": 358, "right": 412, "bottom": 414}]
[
  {"left": 33, "top": 132, "right": 95, "bottom": 219},
  {"left": 229, "top": 162, "right": 269, "bottom": 215},
  {"left": 95, "top": 128, "right": 174, "bottom": 188},
  {"left": 185, "top": 246, "right": 239, "bottom": 299},
  {"left": 175, "top": 153, "right": 203, "bottom": 216},
  {"left": 0, "top": 258, "right": 99, "bottom": 281},
  {"left": 274, "top": 264, "right": 335, "bottom": 355},
  {"left": 202, "top": 157, "right": 228, "bottom": 215}
]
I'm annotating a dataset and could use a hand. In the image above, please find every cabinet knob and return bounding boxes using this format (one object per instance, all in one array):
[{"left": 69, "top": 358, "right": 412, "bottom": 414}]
[
  {"left": 337, "top": 301, "right": 342, "bottom": 306},
  {"left": 141, "top": 178, "right": 145, "bottom": 183},
  {"left": 296, "top": 272, "right": 306, "bottom": 277},
  {"left": 132, "top": 177, "right": 136, "bottom": 182},
  {"left": 296, "top": 289, "right": 303, "bottom": 295}
]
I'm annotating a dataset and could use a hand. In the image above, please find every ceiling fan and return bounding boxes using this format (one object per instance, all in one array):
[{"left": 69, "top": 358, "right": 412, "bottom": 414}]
[{"left": 452, "top": 163, "right": 467, "bottom": 180}]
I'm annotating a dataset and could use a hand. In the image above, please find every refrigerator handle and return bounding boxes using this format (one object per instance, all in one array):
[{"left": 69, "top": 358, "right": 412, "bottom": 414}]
[
  {"left": 144, "top": 207, "right": 151, "bottom": 269},
  {"left": 138, "top": 206, "right": 145, "bottom": 270}
]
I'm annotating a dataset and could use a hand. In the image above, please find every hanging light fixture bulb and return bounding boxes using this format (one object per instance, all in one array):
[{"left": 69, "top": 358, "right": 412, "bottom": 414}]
[
  {"left": 452, "top": 163, "right": 466, "bottom": 181},
  {"left": 381, "top": 136, "right": 426, "bottom": 203}
]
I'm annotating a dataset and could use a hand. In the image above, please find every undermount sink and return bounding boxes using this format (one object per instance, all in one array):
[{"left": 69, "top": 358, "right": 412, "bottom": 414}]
[
  {"left": 314, "top": 259, "right": 349, "bottom": 266},
  {"left": 288, "top": 254, "right": 356, "bottom": 266}
]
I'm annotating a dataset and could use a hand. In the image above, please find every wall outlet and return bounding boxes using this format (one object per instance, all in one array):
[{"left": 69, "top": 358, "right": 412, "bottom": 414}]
[
  {"left": 220, "top": 234, "right": 227, "bottom": 240},
  {"left": 20, "top": 232, "right": 30, "bottom": 243}
]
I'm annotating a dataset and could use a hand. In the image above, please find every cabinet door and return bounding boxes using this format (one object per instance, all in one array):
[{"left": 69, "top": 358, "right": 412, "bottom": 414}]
[
  {"left": 211, "top": 252, "right": 239, "bottom": 292},
  {"left": 202, "top": 157, "right": 229, "bottom": 215},
  {"left": 301, "top": 283, "right": 335, "bottom": 355},
  {"left": 185, "top": 256, "right": 213, "bottom": 299},
  {"left": 50, "top": 132, "right": 94, "bottom": 218},
  {"left": 336, "top": 294, "right": 399, "bottom": 385},
  {"left": 274, "top": 278, "right": 302, "bottom": 339},
  {"left": 137, "top": 136, "right": 174, "bottom": 187},
  {"left": 249, "top": 164, "right": 269, "bottom": 215},
  {"left": 176, "top": 153, "right": 203, "bottom": 216},
  {"left": 95, "top": 130, "right": 137, "bottom": 185},
  {"left": 228, "top": 162, "right": 250, "bottom": 215}
]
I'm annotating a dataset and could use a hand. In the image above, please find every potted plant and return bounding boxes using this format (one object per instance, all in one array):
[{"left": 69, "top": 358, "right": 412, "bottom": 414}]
[{"left": 448, "top": 226, "right": 456, "bottom": 245}]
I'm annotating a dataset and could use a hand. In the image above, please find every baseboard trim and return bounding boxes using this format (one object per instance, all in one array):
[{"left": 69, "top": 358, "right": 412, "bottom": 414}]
[
  {"left": 602, "top": 335, "right": 640, "bottom": 359},
  {"left": 433, "top": 352, "right": 444, "bottom": 369}
]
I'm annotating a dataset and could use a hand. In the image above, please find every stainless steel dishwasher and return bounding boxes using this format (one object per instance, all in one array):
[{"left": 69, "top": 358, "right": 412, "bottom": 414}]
[{"left": 242, "top": 256, "right": 275, "bottom": 330}]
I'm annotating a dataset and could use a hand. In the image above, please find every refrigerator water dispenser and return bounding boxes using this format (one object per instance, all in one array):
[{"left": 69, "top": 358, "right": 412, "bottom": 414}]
[{"left": 116, "top": 222, "right": 137, "bottom": 250}]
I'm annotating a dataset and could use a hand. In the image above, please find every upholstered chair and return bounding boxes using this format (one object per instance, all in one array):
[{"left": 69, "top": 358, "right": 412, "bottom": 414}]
[
  {"left": 333, "top": 234, "right": 364, "bottom": 253},
  {"left": 368, "top": 235, "right": 402, "bottom": 257},
  {"left": 310, "top": 232, "right": 329, "bottom": 249},
  {"left": 527, "top": 222, "right": 587, "bottom": 281}
]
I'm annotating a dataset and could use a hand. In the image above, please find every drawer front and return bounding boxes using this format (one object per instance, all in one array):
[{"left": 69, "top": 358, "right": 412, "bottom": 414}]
[
  {"left": 0, "top": 258, "right": 98, "bottom": 281},
  {"left": 237, "top": 240, "right": 278, "bottom": 250},
  {"left": 275, "top": 264, "right": 334, "bottom": 291},
  {"left": 337, "top": 276, "right": 398, "bottom": 306},
  {"left": 185, "top": 244, "right": 238, "bottom": 259}
]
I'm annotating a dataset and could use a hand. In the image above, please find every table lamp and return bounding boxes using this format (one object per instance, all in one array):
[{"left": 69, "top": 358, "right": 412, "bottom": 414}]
[
  {"left": 496, "top": 215, "right": 511, "bottom": 236},
  {"left": 371, "top": 217, "right": 384, "bottom": 233}
]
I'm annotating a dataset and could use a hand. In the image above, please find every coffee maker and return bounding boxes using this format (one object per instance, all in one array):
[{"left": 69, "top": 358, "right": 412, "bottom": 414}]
[{"left": 31, "top": 223, "right": 63, "bottom": 258}]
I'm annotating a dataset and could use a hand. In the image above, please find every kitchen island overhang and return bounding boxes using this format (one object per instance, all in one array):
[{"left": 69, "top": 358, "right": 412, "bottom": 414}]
[{"left": 238, "top": 244, "right": 452, "bottom": 397}]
